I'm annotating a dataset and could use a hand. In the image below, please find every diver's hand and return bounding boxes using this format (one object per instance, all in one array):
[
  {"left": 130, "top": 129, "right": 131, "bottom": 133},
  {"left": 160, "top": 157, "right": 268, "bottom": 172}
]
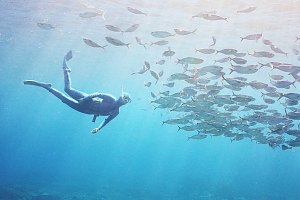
[{"left": 91, "top": 127, "right": 100, "bottom": 134}]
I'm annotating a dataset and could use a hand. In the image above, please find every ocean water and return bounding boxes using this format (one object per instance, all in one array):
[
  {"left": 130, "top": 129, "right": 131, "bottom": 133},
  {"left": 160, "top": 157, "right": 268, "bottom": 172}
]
[{"left": 1, "top": 0, "right": 300, "bottom": 199}]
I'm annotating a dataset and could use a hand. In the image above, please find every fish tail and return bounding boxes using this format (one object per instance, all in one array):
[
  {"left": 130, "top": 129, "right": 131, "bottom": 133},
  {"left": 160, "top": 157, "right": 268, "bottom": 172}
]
[
  {"left": 277, "top": 93, "right": 284, "bottom": 100},
  {"left": 177, "top": 126, "right": 181, "bottom": 132},
  {"left": 143, "top": 44, "right": 147, "bottom": 49},
  {"left": 221, "top": 74, "right": 226, "bottom": 81},
  {"left": 183, "top": 65, "right": 188, "bottom": 73},
  {"left": 260, "top": 92, "right": 265, "bottom": 98},
  {"left": 126, "top": 43, "right": 130, "bottom": 48},
  {"left": 292, "top": 80, "right": 297, "bottom": 88},
  {"left": 162, "top": 121, "right": 165, "bottom": 126},
  {"left": 102, "top": 45, "right": 108, "bottom": 50},
  {"left": 229, "top": 68, "right": 234, "bottom": 74},
  {"left": 192, "top": 28, "right": 197, "bottom": 33},
  {"left": 224, "top": 17, "right": 229, "bottom": 22},
  {"left": 195, "top": 48, "right": 198, "bottom": 53},
  {"left": 240, "top": 37, "right": 244, "bottom": 42}
]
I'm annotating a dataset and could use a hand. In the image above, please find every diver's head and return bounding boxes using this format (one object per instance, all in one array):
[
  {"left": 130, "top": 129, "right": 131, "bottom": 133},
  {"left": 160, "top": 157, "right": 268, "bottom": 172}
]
[{"left": 118, "top": 92, "right": 131, "bottom": 105}]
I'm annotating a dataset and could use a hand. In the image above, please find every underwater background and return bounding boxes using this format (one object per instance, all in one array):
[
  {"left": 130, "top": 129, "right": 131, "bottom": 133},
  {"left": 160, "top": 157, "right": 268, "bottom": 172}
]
[{"left": 1, "top": 0, "right": 300, "bottom": 199}]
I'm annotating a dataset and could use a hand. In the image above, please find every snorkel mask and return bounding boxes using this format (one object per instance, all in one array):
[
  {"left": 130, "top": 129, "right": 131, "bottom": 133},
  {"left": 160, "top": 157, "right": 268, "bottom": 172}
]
[{"left": 121, "top": 86, "right": 131, "bottom": 104}]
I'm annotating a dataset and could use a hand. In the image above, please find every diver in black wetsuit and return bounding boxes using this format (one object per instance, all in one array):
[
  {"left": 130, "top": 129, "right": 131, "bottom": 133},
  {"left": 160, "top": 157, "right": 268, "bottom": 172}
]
[{"left": 24, "top": 50, "right": 131, "bottom": 133}]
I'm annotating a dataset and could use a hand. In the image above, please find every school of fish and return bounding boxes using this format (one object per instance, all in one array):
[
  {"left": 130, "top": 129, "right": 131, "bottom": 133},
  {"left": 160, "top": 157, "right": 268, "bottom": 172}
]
[{"left": 36, "top": 4, "right": 300, "bottom": 151}]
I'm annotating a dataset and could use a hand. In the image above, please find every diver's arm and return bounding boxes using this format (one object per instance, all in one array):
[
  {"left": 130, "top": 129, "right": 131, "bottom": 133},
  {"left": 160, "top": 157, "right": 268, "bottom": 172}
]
[
  {"left": 80, "top": 93, "right": 115, "bottom": 103},
  {"left": 91, "top": 110, "right": 119, "bottom": 133}
]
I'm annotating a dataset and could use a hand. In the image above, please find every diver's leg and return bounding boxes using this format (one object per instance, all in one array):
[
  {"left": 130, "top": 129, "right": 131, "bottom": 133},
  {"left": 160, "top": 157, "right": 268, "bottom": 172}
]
[
  {"left": 24, "top": 80, "right": 80, "bottom": 110},
  {"left": 63, "top": 51, "right": 88, "bottom": 100}
]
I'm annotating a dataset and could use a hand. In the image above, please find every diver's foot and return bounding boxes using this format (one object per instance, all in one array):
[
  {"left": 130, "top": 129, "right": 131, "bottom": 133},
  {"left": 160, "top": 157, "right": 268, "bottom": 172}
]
[{"left": 23, "top": 80, "right": 52, "bottom": 89}]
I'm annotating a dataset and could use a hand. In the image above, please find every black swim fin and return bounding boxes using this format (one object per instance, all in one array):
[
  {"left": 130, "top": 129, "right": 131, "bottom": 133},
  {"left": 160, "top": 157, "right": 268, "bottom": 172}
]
[
  {"left": 23, "top": 80, "right": 52, "bottom": 89},
  {"left": 65, "top": 50, "right": 73, "bottom": 61}
]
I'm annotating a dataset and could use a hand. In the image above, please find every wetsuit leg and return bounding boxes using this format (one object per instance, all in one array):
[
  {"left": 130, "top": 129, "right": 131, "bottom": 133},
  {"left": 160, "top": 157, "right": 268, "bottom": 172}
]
[
  {"left": 63, "top": 58, "right": 88, "bottom": 100},
  {"left": 48, "top": 87, "right": 81, "bottom": 111},
  {"left": 24, "top": 80, "right": 80, "bottom": 111}
]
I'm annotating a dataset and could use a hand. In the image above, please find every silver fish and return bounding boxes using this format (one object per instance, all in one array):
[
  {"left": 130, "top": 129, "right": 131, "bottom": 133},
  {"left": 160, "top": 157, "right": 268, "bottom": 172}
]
[
  {"left": 168, "top": 73, "right": 191, "bottom": 81},
  {"left": 151, "top": 31, "right": 175, "bottom": 38},
  {"left": 156, "top": 60, "right": 165, "bottom": 65},
  {"left": 105, "top": 25, "right": 123, "bottom": 32},
  {"left": 230, "top": 65, "right": 258, "bottom": 74},
  {"left": 237, "top": 6, "right": 256, "bottom": 13},
  {"left": 278, "top": 93, "right": 300, "bottom": 101},
  {"left": 264, "top": 86, "right": 277, "bottom": 93},
  {"left": 248, "top": 81, "right": 268, "bottom": 89},
  {"left": 150, "top": 40, "right": 169, "bottom": 46},
  {"left": 286, "top": 99, "right": 298, "bottom": 106},
  {"left": 187, "top": 133, "right": 207, "bottom": 140},
  {"left": 234, "top": 52, "right": 247, "bottom": 57},
  {"left": 83, "top": 38, "right": 107, "bottom": 49},
  {"left": 177, "top": 57, "right": 203, "bottom": 65},
  {"left": 270, "top": 74, "right": 284, "bottom": 80},
  {"left": 201, "top": 14, "right": 228, "bottom": 21},
  {"left": 249, "top": 51, "right": 274, "bottom": 58},
  {"left": 150, "top": 70, "right": 160, "bottom": 84},
  {"left": 217, "top": 48, "right": 238, "bottom": 55},
  {"left": 240, "top": 33, "right": 262, "bottom": 42},
  {"left": 144, "top": 82, "right": 151, "bottom": 87},
  {"left": 162, "top": 47, "right": 175, "bottom": 58},
  {"left": 210, "top": 36, "right": 216, "bottom": 47},
  {"left": 79, "top": 11, "right": 103, "bottom": 18},
  {"left": 163, "top": 82, "right": 175, "bottom": 87},
  {"left": 214, "top": 57, "right": 231, "bottom": 63},
  {"left": 263, "top": 39, "right": 272, "bottom": 45},
  {"left": 263, "top": 97, "right": 275, "bottom": 104},
  {"left": 151, "top": 92, "right": 157, "bottom": 98},
  {"left": 135, "top": 37, "right": 147, "bottom": 49},
  {"left": 124, "top": 24, "right": 139, "bottom": 32},
  {"left": 127, "top": 7, "right": 147, "bottom": 15},
  {"left": 230, "top": 57, "right": 247, "bottom": 64},
  {"left": 105, "top": 37, "right": 130, "bottom": 47},
  {"left": 270, "top": 45, "right": 288, "bottom": 56},
  {"left": 37, "top": 22, "right": 54, "bottom": 30},
  {"left": 159, "top": 70, "right": 164, "bottom": 77},
  {"left": 271, "top": 80, "right": 296, "bottom": 89},
  {"left": 174, "top": 28, "right": 197, "bottom": 35},
  {"left": 195, "top": 48, "right": 216, "bottom": 54}
]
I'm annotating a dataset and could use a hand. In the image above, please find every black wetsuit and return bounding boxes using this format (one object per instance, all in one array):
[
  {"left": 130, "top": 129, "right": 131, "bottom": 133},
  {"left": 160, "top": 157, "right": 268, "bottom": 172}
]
[{"left": 24, "top": 51, "right": 130, "bottom": 131}]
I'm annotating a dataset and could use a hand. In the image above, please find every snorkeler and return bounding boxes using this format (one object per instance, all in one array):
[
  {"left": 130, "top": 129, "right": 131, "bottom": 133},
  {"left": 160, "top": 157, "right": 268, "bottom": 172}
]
[{"left": 23, "top": 50, "right": 131, "bottom": 133}]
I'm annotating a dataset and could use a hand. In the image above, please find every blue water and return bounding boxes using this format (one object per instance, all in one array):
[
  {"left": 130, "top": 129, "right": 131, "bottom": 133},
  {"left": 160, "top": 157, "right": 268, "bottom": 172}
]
[{"left": 1, "top": 0, "right": 300, "bottom": 199}]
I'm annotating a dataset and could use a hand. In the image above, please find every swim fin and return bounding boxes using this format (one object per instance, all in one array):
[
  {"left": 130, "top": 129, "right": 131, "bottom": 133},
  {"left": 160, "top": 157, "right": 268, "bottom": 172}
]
[
  {"left": 23, "top": 80, "right": 52, "bottom": 89},
  {"left": 64, "top": 50, "right": 73, "bottom": 61}
]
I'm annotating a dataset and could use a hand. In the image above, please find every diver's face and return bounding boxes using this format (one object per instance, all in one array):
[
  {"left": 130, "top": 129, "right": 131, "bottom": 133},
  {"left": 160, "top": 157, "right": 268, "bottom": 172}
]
[{"left": 122, "top": 95, "right": 131, "bottom": 104}]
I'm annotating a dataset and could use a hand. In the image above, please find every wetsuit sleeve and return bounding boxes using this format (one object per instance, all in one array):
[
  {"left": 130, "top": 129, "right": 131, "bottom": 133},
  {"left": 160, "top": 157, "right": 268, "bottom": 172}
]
[
  {"left": 98, "top": 109, "right": 119, "bottom": 130},
  {"left": 80, "top": 93, "right": 116, "bottom": 103}
]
